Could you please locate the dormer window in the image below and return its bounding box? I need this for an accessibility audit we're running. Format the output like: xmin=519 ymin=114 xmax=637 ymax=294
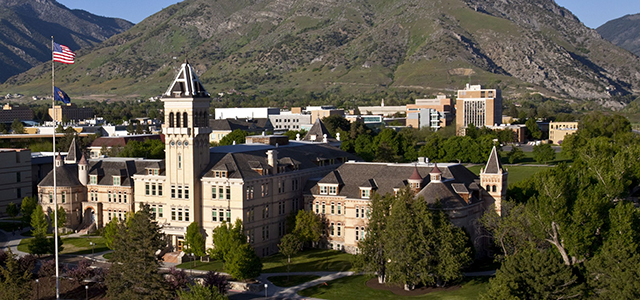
xmin=148 ymin=169 xmax=159 ymax=176
xmin=214 ymin=171 xmax=227 ymax=178
xmin=113 ymin=176 xmax=121 ymax=186
xmin=328 ymin=185 xmax=338 ymax=195
xmin=90 ymin=175 xmax=97 ymax=185
xmin=360 ymin=188 xmax=371 ymax=199
xmin=320 ymin=185 xmax=328 ymax=195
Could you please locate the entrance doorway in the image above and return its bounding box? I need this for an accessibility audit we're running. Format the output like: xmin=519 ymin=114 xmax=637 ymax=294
xmin=177 ymin=239 xmax=184 ymax=252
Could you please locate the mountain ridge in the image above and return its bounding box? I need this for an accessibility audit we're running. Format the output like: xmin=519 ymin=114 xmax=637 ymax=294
xmin=0 ymin=0 xmax=133 ymax=82
xmin=597 ymin=13 xmax=640 ymax=57
xmin=3 ymin=0 xmax=640 ymax=101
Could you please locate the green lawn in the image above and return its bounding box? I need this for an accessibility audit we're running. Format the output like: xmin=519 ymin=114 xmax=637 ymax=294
xmin=467 ymin=165 xmax=551 ymax=186
xmin=298 ymin=275 xmax=490 ymax=300
xmin=268 ymin=275 xmax=321 ymax=287
xmin=176 ymin=260 xmax=224 ymax=271
xmin=17 ymin=236 xmax=108 ymax=255
xmin=262 ymin=249 xmax=353 ymax=273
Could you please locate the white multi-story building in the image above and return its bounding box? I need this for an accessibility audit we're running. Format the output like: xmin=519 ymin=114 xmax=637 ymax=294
xmin=214 ymin=107 xmax=280 ymax=120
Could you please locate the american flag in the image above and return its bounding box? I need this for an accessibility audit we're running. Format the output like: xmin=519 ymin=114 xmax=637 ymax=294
xmin=53 ymin=42 xmax=75 ymax=64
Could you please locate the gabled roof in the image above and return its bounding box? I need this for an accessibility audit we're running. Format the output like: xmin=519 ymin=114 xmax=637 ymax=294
xmin=483 ymin=146 xmax=504 ymax=174
xmin=302 ymin=119 xmax=337 ymax=142
xmin=319 ymin=170 xmax=343 ymax=185
xmin=90 ymin=158 xmax=164 ymax=186
xmin=164 ymin=61 xmax=209 ymax=98
xmin=416 ymin=181 xmax=468 ymax=208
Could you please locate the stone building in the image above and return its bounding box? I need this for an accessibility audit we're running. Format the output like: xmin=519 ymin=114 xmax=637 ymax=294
xmin=455 ymin=84 xmax=502 ymax=135
xmin=304 ymin=146 xmax=506 ymax=254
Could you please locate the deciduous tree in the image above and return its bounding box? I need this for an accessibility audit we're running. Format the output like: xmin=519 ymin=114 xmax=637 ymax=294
xmin=293 ymin=210 xmax=322 ymax=245
xmin=226 ymin=243 xmax=262 ymax=280
xmin=184 ymin=222 xmax=206 ymax=257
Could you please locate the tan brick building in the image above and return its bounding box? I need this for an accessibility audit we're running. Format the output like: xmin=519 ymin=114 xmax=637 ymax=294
xmin=549 ymin=121 xmax=578 ymax=144
xmin=455 ymin=84 xmax=502 ymax=135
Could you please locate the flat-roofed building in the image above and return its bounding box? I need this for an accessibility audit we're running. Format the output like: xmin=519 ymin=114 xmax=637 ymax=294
xmin=0 ymin=149 xmax=32 ymax=216
xmin=0 ymin=104 xmax=33 ymax=123
xmin=549 ymin=121 xmax=578 ymax=144
xmin=455 ymin=84 xmax=502 ymax=135
xmin=48 ymin=103 xmax=94 ymax=122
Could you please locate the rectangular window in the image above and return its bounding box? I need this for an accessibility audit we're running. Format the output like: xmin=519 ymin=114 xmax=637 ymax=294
xmin=356 ymin=206 xmax=360 ymax=218
xmin=361 ymin=189 xmax=370 ymax=199
xmin=171 ymin=208 xmax=176 ymax=221
xmin=265 ymin=204 xmax=269 ymax=218
xmin=158 ymin=183 xmax=163 ymax=196
xmin=212 ymin=187 xmax=217 ymax=199
xmin=329 ymin=186 xmax=337 ymax=195
xmin=184 ymin=186 xmax=189 ymax=199
xmin=171 ymin=186 xmax=176 ymax=198
xmin=151 ymin=206 xmax=157 ymax=219
xmin=219 ymin=210 xmax=224 ymax=222
xmin=212 ymin=208 xmax=217 ymax=221
xmin=177 ymin=186 xmax=183 ymax=199
xmin=185 ymin=208 xmax=190 ymax=222
xmin=315 ymin=202 xmax=319 ymax=214
xmin=355 ymin=227 xmax=360 ymax=241
xmin=151 ymin=184 xmax=156 ymax=196
xmin=61 ymin=192 xmax=66 ymax=203
xmin=90 ymin=175 xmax=97 ymax=185
xmin=108 ymin=211 xmax=112 ymax=220
xmin=226 ymin=209 xmax=231 ymax=222
xmin=219 ymin=186 xmax=224 ymax=199
xmin=330 ymin=222 xmax=335 ymax=236
xmin=266 ymin=225 xmax=269 ymax=239
xmin=118 ymin=192 xmax=122 ymax=203
xmin=331 ymin=203 xmax=335 ymax=215
xmin=178 ymin=208 xmax=183 ymax=221
xmin=322 ymin=202 xmax=325 ymax=214
xmin=337 ymin=224 xmax=341 ymax=237
xmin=337 ymin=203 xmax=341 ymax=215
xmin=124 ymin=193 xmax=127 ymax=203
xmin=113 ymin=176 xmax=120 ymax=186
xmin=108 ymin=192 xmax=111 ymax=202
xmin=145 ymin=183 xmax=150 ymax=195
xmin=320 ymin=186 xmax=328 ymax=195
xmin=49 ymin=192 xmax=53 ymax=203
xmin=226 ymin=187 xmax=231 ymax=200
xmin=158 ymin=206 xmax=163 ymax=218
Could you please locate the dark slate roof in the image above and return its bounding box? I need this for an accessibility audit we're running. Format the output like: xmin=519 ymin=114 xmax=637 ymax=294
xmin=484 ymin=146 xmax=503 ymax=174
xmin=302 ymin=119 xmax=337 ymax=142
xmin=38 ymin=164 xmax=82 ymax=187
xmin=164 ymin=61 xmax=209 ymax=98
xmin=209 ymin=118 xmax=273 ymax=132
xmin=89 ymin=158 xmax=165 ymax=186
xmin=308 ymin=162 xmax=481 ymax=209
xmin=202 ymin=143 xmax=360 ymax=180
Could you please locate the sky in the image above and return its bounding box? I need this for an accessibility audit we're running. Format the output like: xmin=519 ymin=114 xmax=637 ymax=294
xmin=57 ymin=0 xmax=640 ymax=29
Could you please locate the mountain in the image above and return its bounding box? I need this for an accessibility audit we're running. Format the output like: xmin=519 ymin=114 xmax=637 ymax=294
xmin=0 ymin=0 xmax=133 ymax=82
xmin=597 ymin=13 xmax=640 ymax=57
xmin=3 ymin=0 xmax=640 ymax=100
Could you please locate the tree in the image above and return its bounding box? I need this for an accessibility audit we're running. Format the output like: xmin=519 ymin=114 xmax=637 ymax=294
xmin=5 ymin=202 xmax=18 ymax=218
xmin=219 ymin=129 xmax=249 ymax=146
xmin=209 ymin=219 xmax=245 ymax=265
xmin=30 ymin=205 xmax=48 ymax=237
xmin=66 ymin=259 xmax=94 ymax=284
xmin=165 ymin=267 xmax=189 ymax=291
xmin=226 ymin=243 xmax=262 ymax=280
xmin=507 ymin=147 xmax=525 ymax=164
xmin=355 ymin=192 xmax=391 ymax=284
xmin=184 ymin=222 xmax=206 ymax=257
xmin=177 ymin=283 xmax=228 ymax=300
xmin=293 ymin=210 xmax=322 ymax=245
xmin=126 ymin=122 xmax=135 ymax=135
xmin=10 ymin=119 xmax=23 ymax=134
xmin=322 ymin=115 xmax=351 ymax=137
xmin=278 ymin=233 xmax=301 ymax=275
xmin=55 ymin=206 xmax=66 ymax=228
xmin=0 ymin=249 xmax=33 ymax=300
xmin=21 ymin=196 xmax=38 ymax=225
xmin=106 ymin=204 xmax=169 ymax=299
xmin=481 ymin=249 xmax=583 ymax=300
xmin=103 ymin=217 xmax=119 ymax=250
xmin=0 ymin=123 xmax=7 ymax=134
xmin=532 ymin=143 xmax=555 ymax=164
xmin=203 ymin=271 xmax=229 ymax=295
xmin=525 ymin=118 xmax=542 ymax=140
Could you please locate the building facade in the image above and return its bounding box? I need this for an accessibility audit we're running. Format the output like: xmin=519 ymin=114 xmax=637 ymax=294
xmin=0 ymin=149 xmax=32 ymax=216
xmin=455 ymin=84 xmax=502 ymax=135
xmin=48 ymin=103 xmax=94 ymax=122
xmin=0 ymin=104 xmax=33 ymax=123
xmin=406 ymin=95 xmax=453 ymax=129
xmin=549 ymin=121 xmax=578 ymax=144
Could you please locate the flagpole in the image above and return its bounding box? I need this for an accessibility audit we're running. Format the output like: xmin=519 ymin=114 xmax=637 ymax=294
xmin=51 ymin=36 xmax=60 ymax=300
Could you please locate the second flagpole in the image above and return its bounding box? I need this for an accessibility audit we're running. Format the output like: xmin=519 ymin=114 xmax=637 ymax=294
xmin=51 ymin=36 xmax=60 ymax=300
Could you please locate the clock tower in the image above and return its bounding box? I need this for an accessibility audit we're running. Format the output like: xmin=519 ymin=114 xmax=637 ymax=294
xmin=162 ymin=61 xmax=211 ymax=225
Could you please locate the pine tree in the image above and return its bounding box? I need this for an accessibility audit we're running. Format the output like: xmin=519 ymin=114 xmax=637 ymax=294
xmin=355 ymin=192 xmax=391 ymax=284
xmin=30 ymin=205 xmax=48 ymax=237
xmin=103 ymin=217 xmax=119 ymax=250
xmin=0 ymin=249 xmax=32 ymax=300
xmin=106 ymin=205 xmax=169 ymax=299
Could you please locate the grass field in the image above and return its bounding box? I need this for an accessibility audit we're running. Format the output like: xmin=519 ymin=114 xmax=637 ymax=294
xmin=176 ymin=260 xmax=224 ymax=271
xmin=298 ymin=275 xmax=490 ymax=300
xmin=17 ymin=236 xmax=108 ymax=255
xmin=268 ymin=275 xmax=321 ymax=287
xmin=466 ymin=165 xmax=551 ymax=186
xmin=262 ymin=249 xmax=353 ymax=273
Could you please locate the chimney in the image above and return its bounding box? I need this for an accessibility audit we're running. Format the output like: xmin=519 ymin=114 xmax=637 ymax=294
xmin=267 ymin=149 xmax=278 ymax=174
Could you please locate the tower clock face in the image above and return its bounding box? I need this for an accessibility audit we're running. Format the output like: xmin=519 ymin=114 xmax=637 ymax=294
xmin=184 ymin=141 xmax=189 ymax=146
xmin=177 ymin=141 xmax=182 ymax=146
xmin=170 ymin=141 xmax=175 ymax=146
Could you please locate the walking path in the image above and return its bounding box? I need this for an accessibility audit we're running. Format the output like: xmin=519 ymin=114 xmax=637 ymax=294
xmin=256 ymin=271 xmax=355 ymax=299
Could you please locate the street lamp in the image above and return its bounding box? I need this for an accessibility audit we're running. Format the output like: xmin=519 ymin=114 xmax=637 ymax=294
xmin=190 ymin=253 xmax=194 ymax=277
xmin=89 ymin=242 xmax=94 ymax=260
xmin=264 ymin=283 xmax=268 ymax=298
xmin=35 ymin=278 xmax=39 ymax=299
xmin=85 ymin=285 xmax=89 ymax=300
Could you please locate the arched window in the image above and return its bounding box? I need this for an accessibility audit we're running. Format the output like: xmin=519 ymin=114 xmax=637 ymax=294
xmin=169 ymin=113 xmax=174 ymax=128
xmin=355 ymin=227 xmax=360 ymax=241
xmin=492 ymin=185 xmax=497 ymax=192
xmin=175 ymin=113 xmax=181 ymax=128
xmin=337 ymin=223 xmax=341 ymax=237
xmin=183 ymin=112 xmax=188 ymax=127
xmin=486 ymin=185 xmax=490 ymax=191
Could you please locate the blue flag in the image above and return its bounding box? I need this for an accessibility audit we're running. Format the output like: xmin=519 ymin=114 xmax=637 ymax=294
xmin=54 ymin=87 xmax=70 ymax=104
